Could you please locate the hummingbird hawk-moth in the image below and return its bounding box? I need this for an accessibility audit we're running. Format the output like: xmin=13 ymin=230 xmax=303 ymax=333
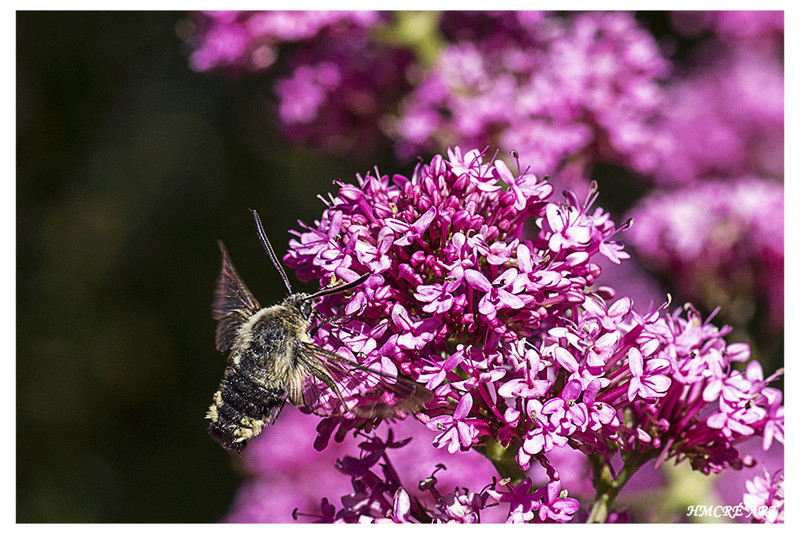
xmin=207 ymin=210 xmax=432 ymax=452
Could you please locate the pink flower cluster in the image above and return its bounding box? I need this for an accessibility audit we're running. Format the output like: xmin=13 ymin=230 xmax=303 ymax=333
xmin=670 ymin=10 xmax=784 ymax=40
xmin=274 ymin=34 xmax=413 ymax=156
xmin=394 ymin=12 xmax=670 ymax=177
xmin=620 ymin=11 xmax=784 ymax=344
xmin=299 ymin=430 xmax=578 ymax=523
xmin=224 ymin=406 xmax=504 ymax=523
xmin=184 ymin=11 xmax=380 ymax=74
xmin=182 ymin=11 xmax=785 ymax=522
xmin=653 ymin=44 xmax=784 ymax=184
xmin=278 ymin=148 xmax=783 ymax=522
xmin=742 ymin=467 xmax=784 ymax=523
xmin=627 ymin=176 xmax=784 ymax=330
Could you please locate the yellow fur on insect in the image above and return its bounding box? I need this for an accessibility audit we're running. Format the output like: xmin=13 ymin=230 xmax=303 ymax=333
xmin=205 ymin=390 xmax=223 ymax=422
xmin=233 ymin=415 xmax=266 ymax=442
xmin=228 ymin=309 xmax=265 ymax=365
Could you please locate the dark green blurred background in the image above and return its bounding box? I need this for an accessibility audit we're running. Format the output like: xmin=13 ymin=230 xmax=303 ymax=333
xmin=16 ymin=11 xmax=378 ymax=522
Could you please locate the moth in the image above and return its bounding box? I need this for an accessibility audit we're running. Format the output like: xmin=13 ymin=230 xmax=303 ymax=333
xmin=207 ymin=210 xmax=432 ymax=453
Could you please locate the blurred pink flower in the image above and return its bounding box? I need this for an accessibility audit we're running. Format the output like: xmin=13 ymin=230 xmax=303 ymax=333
xmin=394 ymin=12 xmax=670 ymax=177
xmin=274 ymin=34 xmax=413 ymax=155
xmin=627 ymin=176 xmax=784 ymax=330
xmin=670 ymin=11 xmax=783 ymax=40
xmin=184 ymin=11 xmax=380 ymax=74
xmin=654 ymin=44 xmax=784 ymax=184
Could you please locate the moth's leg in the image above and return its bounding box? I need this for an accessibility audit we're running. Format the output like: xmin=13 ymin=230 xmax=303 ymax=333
xmin=269 ymin=398 xmax=286 ymax=425
xmin=308 ymin=312 xmax=354 ymax=338
xmin=263 ymin=394 xmax=288 ymax=425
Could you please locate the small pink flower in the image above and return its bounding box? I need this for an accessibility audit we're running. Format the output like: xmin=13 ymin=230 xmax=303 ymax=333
xmin=626 ymin=348 xmax=671 ymax=401
xmin=426 ymin=393 xmax=479 ymax=453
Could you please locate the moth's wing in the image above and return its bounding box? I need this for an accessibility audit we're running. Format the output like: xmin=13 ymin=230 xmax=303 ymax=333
xmin=213 ymin=241 xmax=262 ymax=353
xmin=298 ymin=342 xmax=433 ymax=419
xmin=294 ymin=355 xmax=345 ymax=417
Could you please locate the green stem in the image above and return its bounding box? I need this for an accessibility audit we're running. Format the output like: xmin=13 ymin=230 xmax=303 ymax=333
xmin=475 ymin=439 xmax=526 ymax=485
xmin=586 ymin=450 xmax=657 ymax=523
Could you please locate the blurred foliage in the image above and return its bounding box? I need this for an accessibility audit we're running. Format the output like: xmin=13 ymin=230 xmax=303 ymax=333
xmin=373 ymin=11 xmax=445 ymax=68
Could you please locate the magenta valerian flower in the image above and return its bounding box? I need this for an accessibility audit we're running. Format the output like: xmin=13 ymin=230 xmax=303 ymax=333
xmin=278 ymin=146 xmax=782 ymax=522
xmin=181 ymin=11 xmax=381 ymax=74
xmin=627 ymin=176 xmax=784 ymax=331
xmin=305 ymin=431 xmax=581 ymax=523
xmin=393 ymin=12 xmax=670 ymax=178
xmin=226 ymin=406 xmax=504 ymax=523
xmin=531 ymin=479 xmax=581 ymax=522
xmin=297 ymin=430 xmax=502 ymax=523
xmin=425 ymin=392 xmax=481 ymax=453
xmin=670 ymin=11 xmax=784 ymax=40
xmin=653 ymin=42 xmax=783 ymax=184
xmin=488 ymin=477 xmax=537 ymax=523
xmin=485 ymin=477 xmax=579 ymax=523
xmin=282 ymin=147 xmax=628 ymax=521
xmin=625 ymin=348 xmax=671 ymax=402
xmin=742 ymin=467 xmax=784 ymax=523
xmin=274 ymin=33 xmax=414 ymax=155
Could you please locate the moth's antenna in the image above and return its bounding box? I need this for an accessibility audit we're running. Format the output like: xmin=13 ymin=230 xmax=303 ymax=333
xmin=251 ymin=209 xmax=293 ymax=294
xmin=305 ymin=273 xmax=369 ymax=301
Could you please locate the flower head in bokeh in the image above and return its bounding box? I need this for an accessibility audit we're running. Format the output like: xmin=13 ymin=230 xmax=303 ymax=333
xmin=394 ymin=12 xmax=670 ymax=178
xmin=627 ymin=176 xmax=784 ymax=331
xmin=183 ymin=11 xmax=380 ymax=74
xmin=274 ymin=33 xmax=413 ymax=156
xmin=653 ymin=44 xmax=783 ymax=184
xmin=670 ymin=10 xmax=784 ymax=40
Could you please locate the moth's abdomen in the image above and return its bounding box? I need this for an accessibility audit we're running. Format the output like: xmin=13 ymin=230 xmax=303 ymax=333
xmin=206 ymin=361 xmax=285 ymax=453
